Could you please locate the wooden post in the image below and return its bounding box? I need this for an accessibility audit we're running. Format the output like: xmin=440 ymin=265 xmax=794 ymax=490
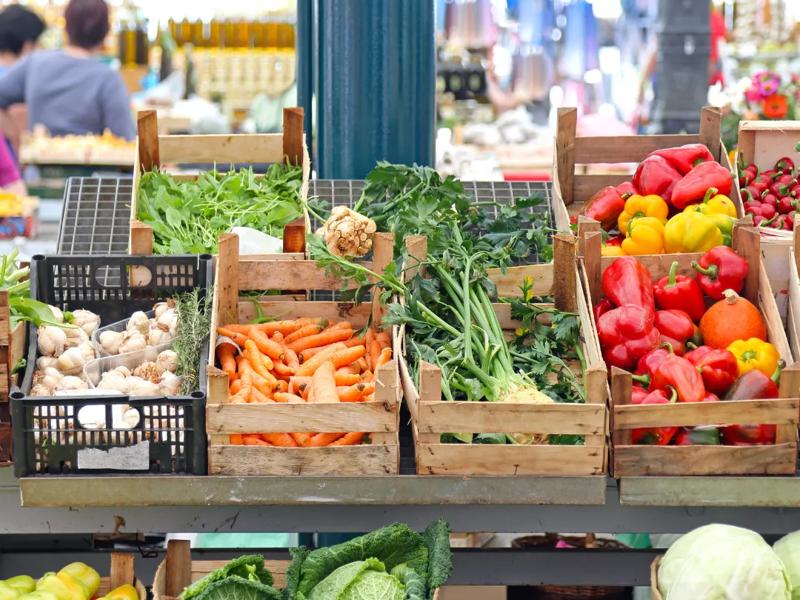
xmin=553 ymin=234 xmax=577 ymax=312
xmin=137 ymin=110 xmax=160 ymax=172
xmin=556 ymin=107 xmax=578 ymax=205
xmin=777 ymin=365 xmax=800 ymax=446
xmin=576 ymin=216 xmax=600 ymax=257
xmin=583 ymin=231 xmax=602 ymax=304
xmin=129 ymin=221 xmax=154 ymax=255
xmin=732 ymin=225 xmax=760 ymax=305
xmin=698 ymin=106 xmax=722 ymax=161
xmin=370 ymin=232 xmax=395 ymax=326
xmin=282 ymin=218 xmax=307 ymax=253
xmin=610 ymin=367 xmax=632 ymax=447
xmin=404 ymin=236 xmax=428 ymax=282
xmin=109 ymin=553 xmax=135 ymax=589
xmin=217 ymin=233 xmax=240 ymax=327
xmin=416 ymin=362 xmax=440 ymax=443
xmin=283 ymin=107 xmax=305 ymax=166
xmin=164 ymin=540 xmax=192 ymax=599
xmin=794 ymin=216 xmax=800 ymax=274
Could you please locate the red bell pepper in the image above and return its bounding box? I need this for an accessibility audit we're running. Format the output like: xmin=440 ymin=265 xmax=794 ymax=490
xmin=651 ymin=355 xmax=706 ymax=403
xmin=702 ymin=391 xmax=720 ymax=402
xmin=605 ymin=233 xmax=624 ymax=247
xmin=593 ymin=298 xmax=614 ymax=323
xmin=775 ymin=156 xmax=795 ymax=174
xmin=721 ymin=366 xmax=782 ymax=445
xmin=585 ymin=186 xmax=629 ymax=231
xmin=653 ymin=309 xmax=702 ymax=356
xmin=739 ymin=162 xmax=758 ymax=187
xmin=690 ymin=246 xmax=748 ymax=300
xmin=634 ymin=345 xmax=674 ymax=388
xmin=602 ymin=257 xmax=655 ymax=312
xmin=597 ymin=304 xmax=661 ymax=370
xmin=684 ymin=345 xmax=738 ymax=396
xmin=775 ymin=213 xmax=795 ymax=231
xmin=630 ymin=386 xmax=678 ymax=445
xmin=649 ymin=144 xmax=714 ymax=175
xmin=673 ymin=426 xmax=721 ymax=445
xmin=653 ymin=261 xmax=706 ymax=322
xmin=632 ymin=155 xmax=682 ymax=204
xmin=670 ymin=161 xmax=733 ymax=210
xmin=776 ymin=194 xmax=797 ymax=214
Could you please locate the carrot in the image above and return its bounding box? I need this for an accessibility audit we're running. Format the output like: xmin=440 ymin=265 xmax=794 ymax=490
xmin=229 ymin=433 xmax=244 ymax=445
xmin=243 ymin=341 xmax=274 ymax=380
xmin=230 ymin=383 xmax=251 ymax=404
xmin=239 ymin=360 xmax=278 ymax=396
xmin=248 ymin=328 xmax=285 ymax=361
xmin=329 ymin=345 xmax=367 ymax=369
xmin=356 ymin=357 xmax=369 ymax=373
xmin=243 ymin=435 xmax=271 ymax=446
xmin=337 ymin=382 xmax=376 ymax=402
xmin=217 ymin=344 xmax=237 ymax=378
xmin=285 ymin=323 xmax=325 ymax=344
xmin=275 ymin=380 xmax=289 ymax=393
xmin=369 ymin=339 xmax=381 ymax=371
xmin=274 ymin=392 xmax=306 ymax=403
xmin=230 ymin=379 xmax=243 ymax=395
xmin=288 ymin=328 xmax=353 ymax=353
xmin=291 ymin=432 xmax=312 ymax=446
xmin=289 ymin=376 xmax=313 ymax=391
xmin=299 ymin=345 xmax=333 ymax=362
xmin=365 ymin=329 xmax=376 ymax=353
xmin=254 ymin=320 xmax=306 ymax=336
xmin=261 ymin=433 xmax=297 ymax=447
xmin=221 ymin=324 xmax=255 ymax=335
xmin=273 ymin=361 xmax=295 ymax=377
xmin=296 ymin=342 xmax=347 ymax=376
xmin=217 ymin=327 xmax=249 ymax=347
xmin=375 ymin=347 xmax=392 ymax=369
xmin=249 ymin=386 xmax=273 ymax=403
xmin=337 ymin=364 xmax=361 ymax=376
xmin=272 ymin=331 xmax=285 ymax=344
xmin=376 ymin=330 xmax=391 ymax=347
xmin=362 ymin=369 xmax=374 ymax=382
xmin=343 ymin=337 xmax=366 ymax=348
xmin=329 ymin=321 xmax=352 ymax=331
xmin=334 ymin=373 xmax=360 ymax=386
xmin=310 ymin=361 xmax=338 ymax=403
xmin=329 ymin=432 xmax=366 ymax=446
xmin=285 ymin=348 xmax=300 ymax=370
xmin=305 ymin=432 xmax=344 ymax=447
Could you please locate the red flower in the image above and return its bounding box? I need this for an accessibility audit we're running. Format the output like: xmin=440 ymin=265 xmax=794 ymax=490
xmin=763 ymin=94 xmax=789 ymax=119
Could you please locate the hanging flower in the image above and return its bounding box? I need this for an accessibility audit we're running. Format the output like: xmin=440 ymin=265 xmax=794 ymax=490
xmin=763 ymin=94 xmax=789 ymax=119
xmin=751 ymin=71 xmax=782 ymax=100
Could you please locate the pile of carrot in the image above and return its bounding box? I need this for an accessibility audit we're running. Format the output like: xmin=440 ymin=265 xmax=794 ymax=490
xmin=215 ymin=318 xmax=392 ymax=448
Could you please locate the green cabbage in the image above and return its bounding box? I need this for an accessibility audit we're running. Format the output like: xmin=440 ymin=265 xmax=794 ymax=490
xmin=774 ymin=531 xmax=800 ymax=599
xmin=180 ymin=556 xmax=280 ymax=600
xmin=307 ymin=558 xmax=405 ymax=600
xmin=658 ymin=524 xmax=791 ymax=600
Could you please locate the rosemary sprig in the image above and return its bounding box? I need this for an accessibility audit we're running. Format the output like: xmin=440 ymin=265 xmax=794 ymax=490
xmin=174 ymin=287 xmax=213 ymax=395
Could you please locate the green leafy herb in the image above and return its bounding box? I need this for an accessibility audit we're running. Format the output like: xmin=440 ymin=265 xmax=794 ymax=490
xmin=137 ymin=164 xmax=303 ymax=254
xmin=174 ymin=287 xmax=212 ymax=395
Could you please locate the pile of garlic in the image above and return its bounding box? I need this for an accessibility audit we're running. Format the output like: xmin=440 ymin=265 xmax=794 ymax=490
xmin=98 ymin=301 xmax=177 ymax=356
xmin=96 ymin=349 xmax=180 ymax=396
xmin=31 ymin=307 xmax=101 ymax=396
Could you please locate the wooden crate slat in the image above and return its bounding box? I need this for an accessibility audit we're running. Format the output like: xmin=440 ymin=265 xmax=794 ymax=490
xmin=157 ymin=133 xmax=284 ymax=165
xmin=573 ymin=174 xmax=632 ymax=203
xmin=238 ymin=300 xmax=373 ymax=326
xmin=486 ymin=264 xmax=553 ymax=298
xmin=614 ymin=444 xmax=797 ymax=476
xmin=614 ymin=398 xmax=799 ymax=429
xmin=573 ymin=134 xmax=698 ymax=164
xmin=417 ymin=401 xmax=605 ymax=435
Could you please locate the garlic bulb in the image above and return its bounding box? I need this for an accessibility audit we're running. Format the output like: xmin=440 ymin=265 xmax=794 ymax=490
xmin=97 ymin=369 xmax=130 ymax=394
xmin=56 ymin=346 xmax=90 ymax=375
xmin=127 ymin=311 xmax=150 ymax=335
xmin=31 ymin=383 xmax=52 ymax=397
xmin=40 ymin=367 xmax=63 ymax=391
xmin=159 ymin=371 xmax=180 ymax=396
xmin=38 ymin=325 xmax=67 ymax=357
xmin=56 ymin=376 xmax=88 ymax=392
xmin=99 ymin=330 xmax=124 ymax=355
xmin=71 ymin=309 xmax=101 ymax=336
xmin=127 ymin=376 xmax=160 ymax=396
xmin=64 ymin=326 xmax=89 ymax=349
xmin=133 ymin=361 xmax=161 ymax=383
xmin=153 ymin=300 xmax=174 ymax=319
xmin=156 ymin=308 xmax=178 ymax=335
xmin=49 ymin=305 xmax=64 ymax=323
xmin=156 ymin=350 xmax=178 ymax=374
xmin=36 ymin=356 xmax=59 ymax=371
xmin=148 ymin=324 xmax=172 ymax=346
xmin=118 ymin=332 xmax=146 ymax=354
xmin=113 ymin=365 xmax=132 ymax=378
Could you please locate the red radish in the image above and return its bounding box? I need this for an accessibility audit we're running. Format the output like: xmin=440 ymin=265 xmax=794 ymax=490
xmin=775 ymin=157 xmax=795 ymax=174
xmin=777 ymin=195 xmax=797 ymax=214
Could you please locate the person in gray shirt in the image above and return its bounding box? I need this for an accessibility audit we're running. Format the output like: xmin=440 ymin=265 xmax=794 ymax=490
xmin=0 ymin=0 xmax=135 ymax=140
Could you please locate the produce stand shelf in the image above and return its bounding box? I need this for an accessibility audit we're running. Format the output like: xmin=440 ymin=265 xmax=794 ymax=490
xmin=619 ymin=476 xmax=800 ymax=507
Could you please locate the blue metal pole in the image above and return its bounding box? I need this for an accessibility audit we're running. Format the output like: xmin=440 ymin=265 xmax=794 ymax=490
xmin=316 ymin=0 xmax=435 ymax=179
xmin=296 ymin=0 xmax=314 ymax=142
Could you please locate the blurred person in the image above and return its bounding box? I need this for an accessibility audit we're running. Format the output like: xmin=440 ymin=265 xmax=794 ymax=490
xmin=0 ymin=0 xmax=134 ymax=139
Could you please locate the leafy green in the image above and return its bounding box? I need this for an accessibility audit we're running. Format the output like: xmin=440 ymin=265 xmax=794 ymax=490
xmin=182 ymin=555 xmax=274 ymax=600
xmin=286 ymin=521 xmax=452 ymax=600
xmin=307 ymin=558 xmax=405 ymax=600
xmin=188 ymin=576 xmax=283 ymax=600
xmin=174 ymin=287 xmax=213 ymax=395
xmin=137 ymin=164 xmax=303 ymax=254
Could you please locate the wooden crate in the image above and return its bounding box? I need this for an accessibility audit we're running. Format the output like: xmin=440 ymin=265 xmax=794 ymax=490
xmin=0 ymin=289 xmax=26 ymax=399
xmin=94 ymin=553 xmax=147 ymax=600
xmin=401 ymin=233 xmax=610 ymax=476
xmin=129 ymin=107 xmax=310 ymax=255
xmin=737 ymin=120 xmax=800 ymax=320
xmin=553 ymin=106 xmax=739 ymax=236
xmin=581 ymin=226 xmax=800 ymax=477
xmin=205 ymin=232 xmax=401 ymax=476
xmin=153 ymin=539 xmax=441 ymax=600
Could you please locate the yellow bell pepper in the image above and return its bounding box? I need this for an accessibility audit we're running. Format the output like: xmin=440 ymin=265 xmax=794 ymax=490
xmin=727 ymin=338 xmax=780 ymax=377
xmin=5 ymin=577 xmax=35 ymax=595
xmin=601 ymin=245 xmax=625 ymax=257
xmin=35 ymin=573 xmax=84 ymax=600
xmin=57 ymin=564 xmax=98 ymax=599
xmin=663 ymin=211 xmax=724 ymax=253
xmin=684 ymin=187 xmax=738 ymax=218
xmin=620 ymin=217 xmax=665 ymax=255
xmin=18 ymin=593 xmax=59 ymax=600
xmin=96 ymin=585 xmax=139 ymax=600
xmin=617 ymin=194 xmax=669 ymax=235
xmin=0 ymin=582 xmax=19 ymax=600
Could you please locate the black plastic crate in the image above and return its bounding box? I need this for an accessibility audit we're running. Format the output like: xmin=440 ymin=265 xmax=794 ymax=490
xmin=12 ymin=254 xmax=213 ymax=477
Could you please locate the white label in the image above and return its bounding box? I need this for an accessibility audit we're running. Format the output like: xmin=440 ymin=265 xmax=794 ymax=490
xmin=77 ymin=440 xmax=150 ymax=470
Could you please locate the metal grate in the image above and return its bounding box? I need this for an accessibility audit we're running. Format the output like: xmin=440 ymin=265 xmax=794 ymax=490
xmin=57 ymin=177 xmax=133 ymax=255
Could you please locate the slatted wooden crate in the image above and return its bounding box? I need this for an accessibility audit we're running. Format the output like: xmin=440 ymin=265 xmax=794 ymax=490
xmin=205 ymin=232 xmax=401 ymax=476
xmin=788 ymin=226 xmax=800 ymax=362
xmin=552 ymin=106 xmax=740 ymax=240
xmin=581 ymin=226 xmax=800 ymax=476
xmin=0 ymin=290 xmax=26 ymax=399
xmin=153 ymin=540 xmax=440 ymax=600
xmin=128 ymin=107 xmax=310 ymax=255
xmin=401 ymin=233 xmax=609 ymax=476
